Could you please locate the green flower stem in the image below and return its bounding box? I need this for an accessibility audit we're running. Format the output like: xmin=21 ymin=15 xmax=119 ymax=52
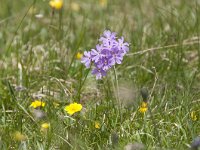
xmin=113 ymin=66 xmax=122 ymax=123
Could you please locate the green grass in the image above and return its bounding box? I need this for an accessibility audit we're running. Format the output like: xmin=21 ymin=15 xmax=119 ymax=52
xmin=0 ymin=0 xmax=200 ymax=149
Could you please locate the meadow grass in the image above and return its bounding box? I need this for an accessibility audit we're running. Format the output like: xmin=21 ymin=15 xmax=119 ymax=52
xmin=0 ymin=0 xmax=200 ymax=149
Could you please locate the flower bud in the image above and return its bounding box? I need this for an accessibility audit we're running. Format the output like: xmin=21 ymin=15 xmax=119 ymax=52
xmin=140 ymin=88 xmax=148 ymax=102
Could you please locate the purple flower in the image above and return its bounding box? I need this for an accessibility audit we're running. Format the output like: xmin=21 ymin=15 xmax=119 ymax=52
xmin=104 ymin=40 xmax=118 ymax=50
xmin=99 ymin=30 xmax=117 ymax=47
xmin=81 ymin=51 xmax=92 ymax=68
xmin=100 ymin=30 xmax=117 ymax=41
xmin=101 ymin=48 xmax=111 ymax=57
xmin=92 ymin=67 xmax=107 ymax=79
xmin=81 ymin=30 xmax=129 ymax=80
xmin=117 ymin=37 xmax=129 ymax=54
xmin=91 ymin=44 xmax=104 ymax=63
xmin=110 ymin=48 xmax=124 ymax=64
xmin=96 ymin=56 xmax=114 ymax=71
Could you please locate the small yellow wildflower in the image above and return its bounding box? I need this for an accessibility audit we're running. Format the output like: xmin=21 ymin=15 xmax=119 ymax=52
xmin=71 ymin=2 xmax=80 ymax=12
xmin=139 ymin=107 xmax=148 ymax=113
xmin=99 ymin=0 xmax=107 ymax=8
xmin=76 ymin=52 xmax=83 ymax=60
xmin=95 ymin=121 xmax=100 ymax=129
xmin=13 ymin=131 xmax=27 ymax=141
xmin=41 ymin=123 xmax=50 ymax=129
xmin=64 ymin=102 xmax=82 ymax=115
xmin=139 ymin=102 xmax=148 ymax=113
xmin=191 ymin=111 xmax=198 ymax=121
xmin=30 ymin=100 xmax=45 ymax=108
xmin=41 ymin=123 xmax=50 ymax=133
xmin=49 ymin=0 xmax=63 ymax=10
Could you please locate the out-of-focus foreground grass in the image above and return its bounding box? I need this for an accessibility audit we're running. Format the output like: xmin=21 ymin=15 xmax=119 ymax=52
xmin=0 ymin=0 xmax=200 ymax=149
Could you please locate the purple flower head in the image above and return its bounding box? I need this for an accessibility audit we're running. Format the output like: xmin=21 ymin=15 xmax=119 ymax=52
xmin=81 ymin=30 xmax=129 ymax=80
xmin=99 ymin=30 xmax=117 ymax=47
xmin=110 ymin=48 xmax=124 ymax=64
xmin=101 ymin=30 xmax=117 ymax=41
xmin=81 ymin=51 xmax=92 ymax=68
xmin=103 ymin=39 xmax=118 ymax=50
xmin=101 ymin=48 xmax=112 ymax=57
xmin=91 ymin=44 xmax=104 ymax=63
xmin=92 ymin=67 xmax=107 ymax=80
xmin=96 ymin=56 xmax=114 ymax=71
xmin=117 ymin=37 xmax=129 ymax=54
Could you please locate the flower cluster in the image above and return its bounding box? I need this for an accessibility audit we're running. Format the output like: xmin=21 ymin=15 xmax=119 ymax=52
xmin=81 ymin=30 xmax=129 ymax=79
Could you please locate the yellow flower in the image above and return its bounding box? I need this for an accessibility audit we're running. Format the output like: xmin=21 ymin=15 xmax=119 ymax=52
xmin=76 ymin=52 xmax=83 ymax=60
xmin=139 ymin=102 xmax=148 ymax=113
xmin=139 ymin=107 xmax=148 ymax=113
xmin=30 ymin=100 xmax=45 ymax=108
xmin=41 ymin=123 xmax=50 ymax=129
xmin=49 ymin=0 xmax=63 ymax=10
xmin=71 ymin=2 xmax=80 ymax=12
xmin=13 ymin=131 xmax=27 ymax=141
xmin=99 ymin=0 xmax=107 ymax=8
xmin=64 ymin=102 xmax=82 ymax=115
xmin=95 ymin=121 xmax=100 ymax=129
xmin=41 ymin=123 xmax=50 ymax=133
xmin=191 ymin=111 xmax=198 ymax=121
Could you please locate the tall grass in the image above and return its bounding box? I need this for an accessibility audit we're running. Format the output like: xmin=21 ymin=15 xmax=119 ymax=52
xmin=0 ymin=0 xmax=199 ymax=149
